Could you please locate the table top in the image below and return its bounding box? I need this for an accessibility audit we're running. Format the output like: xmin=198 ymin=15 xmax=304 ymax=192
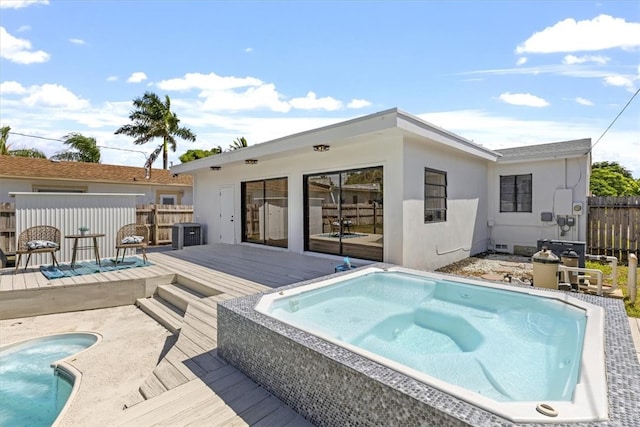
xmin=65 ymin=233 xmax=106 ymax=239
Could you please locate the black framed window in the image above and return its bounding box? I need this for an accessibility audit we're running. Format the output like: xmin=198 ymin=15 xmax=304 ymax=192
xmin=241 ymin=177 xmax=288 ymax=247
xmin=424 ymin=168 xmax=447 ymax=223
xmin=500 ymin=174 xmax=532 ymax=212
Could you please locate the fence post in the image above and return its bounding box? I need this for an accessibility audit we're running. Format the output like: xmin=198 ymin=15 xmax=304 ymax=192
xmin=152 ymin=204 xmax=158 ymax=246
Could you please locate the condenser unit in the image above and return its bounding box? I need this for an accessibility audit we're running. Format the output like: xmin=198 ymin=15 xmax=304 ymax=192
xmin=172 ymin=223 xmax=203 ymax=250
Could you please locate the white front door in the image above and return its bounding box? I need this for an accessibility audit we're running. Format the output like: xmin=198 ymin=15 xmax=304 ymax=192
xmin=219 ymin=185 xmax=235 ymax=244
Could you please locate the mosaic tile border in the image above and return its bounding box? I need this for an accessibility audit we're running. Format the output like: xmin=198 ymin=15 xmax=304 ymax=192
xmin=218 ymin=264 xmax=640 ymax=427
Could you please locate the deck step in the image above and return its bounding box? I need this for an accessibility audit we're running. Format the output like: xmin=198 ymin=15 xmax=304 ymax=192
xmin=136 ymin=297 xmax=184 ymax=334
xmin=138 ymin=372 xmax=168 ymax=400
xmin=157 ymin=283 xmax=206 ymax=312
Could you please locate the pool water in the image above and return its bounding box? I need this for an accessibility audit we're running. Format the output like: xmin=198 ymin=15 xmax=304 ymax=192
xmin=0 ymin=333 xmax=98 ymax=427
xmin=262 ymin=271 xmax=587 ymax=403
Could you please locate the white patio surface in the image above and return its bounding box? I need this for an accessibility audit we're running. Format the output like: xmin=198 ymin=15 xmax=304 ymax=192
xmin=1 ymin=243 xmax=638 ymax=426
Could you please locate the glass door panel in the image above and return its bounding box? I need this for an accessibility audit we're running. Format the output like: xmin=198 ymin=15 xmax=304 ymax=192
xmin=306 ymin=173 xmax=340 ymax=256
xmin=265 ymin=178 xmax=288 ymax=248
xmin=243 ymin=181 xmax=263 ymax=244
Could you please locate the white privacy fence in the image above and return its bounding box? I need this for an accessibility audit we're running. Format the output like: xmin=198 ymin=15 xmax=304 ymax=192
xmin=10 ymin=192 xmax=143 ymax=266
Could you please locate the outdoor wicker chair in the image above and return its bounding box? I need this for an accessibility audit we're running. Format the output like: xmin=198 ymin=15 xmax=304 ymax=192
xmin=115 ymin=223 xmax=149 ymax=265
xmin=14 ymin=225 xmax=61 ymax=273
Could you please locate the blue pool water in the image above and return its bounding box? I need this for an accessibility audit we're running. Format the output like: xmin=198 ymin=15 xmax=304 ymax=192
xmin=263 ymin=271 xmax=587 ymax=403
xmin=0 ymin=333 xmax=98 ymax=427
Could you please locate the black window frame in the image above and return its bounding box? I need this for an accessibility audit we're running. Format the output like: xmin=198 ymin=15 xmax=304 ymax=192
xmin=241 ymin=177 xmax=288 ymax=247
xmin=424 ymin=168 xmax=447 ymax=223
xmin=499 ymin=174 xmax=532 ymax=213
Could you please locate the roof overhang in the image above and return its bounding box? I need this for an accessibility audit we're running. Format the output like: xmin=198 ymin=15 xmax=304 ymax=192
xmin=171 ymin=108 xmax=501 ymax=174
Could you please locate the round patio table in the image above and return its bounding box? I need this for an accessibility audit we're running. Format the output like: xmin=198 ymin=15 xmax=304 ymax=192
xmin=65 ymin=233 xmax=105 ymax=268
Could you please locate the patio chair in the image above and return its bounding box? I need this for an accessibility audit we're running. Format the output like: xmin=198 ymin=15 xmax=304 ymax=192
xmin=115 ymin=223 xmax=149 ymax=265
xmin=15 ymin=225 xmax=61 ymax=273
xmin=326 ymin=217 xmax=341 ymax=236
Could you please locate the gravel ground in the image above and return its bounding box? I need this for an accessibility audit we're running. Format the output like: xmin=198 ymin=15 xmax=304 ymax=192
xmin=435 ymin=252 xmax=534 ymax=284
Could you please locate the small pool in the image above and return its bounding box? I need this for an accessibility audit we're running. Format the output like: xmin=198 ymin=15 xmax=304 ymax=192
xmin=252 ymin=266 xmax=607 ymax=423
xmin=0 ymin=333 xmax=100 ymax=427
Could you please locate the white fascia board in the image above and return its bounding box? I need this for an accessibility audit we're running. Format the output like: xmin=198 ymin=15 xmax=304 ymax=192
xmin=496 ymin=152 xmax=589 ymax=164
xmin=172 ymin=109 xmax=401 ymax=174
xmin=9 ymin=192 xmax=146 ymax=197
xmin=396 ymin=110 xmax=500 ymax=162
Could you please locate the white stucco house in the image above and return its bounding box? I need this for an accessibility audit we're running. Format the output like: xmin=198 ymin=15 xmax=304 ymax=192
xmin=172 ymin=108 xmax=591 ymax=271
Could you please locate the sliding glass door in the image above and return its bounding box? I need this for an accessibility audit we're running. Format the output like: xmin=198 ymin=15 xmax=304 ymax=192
xmin=242 ymin=177 xmax=288 ymax=248
xmin=304 ymin=166 xmax=383 ymax=261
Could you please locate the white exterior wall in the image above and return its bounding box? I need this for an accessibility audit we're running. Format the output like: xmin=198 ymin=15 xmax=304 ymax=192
xmin=0 ymin=178 xmax=192 ymax=204
xmin=192 ymin=134 xmax=404 ymax=262
xmin=488 ymin=155 xmax=590 ymax=253
xmin=12 ymin=192 xmax=139 ymax=265
xmin=401 ymin=139 xmax=490 ymax=271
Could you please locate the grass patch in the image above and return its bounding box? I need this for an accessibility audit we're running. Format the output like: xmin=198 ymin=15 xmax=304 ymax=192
xmin=586 ymin=260 xmax=640 ymax=318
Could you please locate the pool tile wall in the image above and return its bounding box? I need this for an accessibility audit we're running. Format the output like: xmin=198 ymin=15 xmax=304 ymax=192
xmin=218 ymin=266 xmax=640 ymax=427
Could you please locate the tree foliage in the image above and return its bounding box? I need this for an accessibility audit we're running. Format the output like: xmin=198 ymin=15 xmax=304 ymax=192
xmin=8 ymin=148 xmax=47 ymax=158
xmin=50 ymin=133 xmax=101 ymax=163
xmin=0 ymin=126 xmax=10 ymax=155
xmin=115 ymin=91 xmax=196 ymax=169
xmin=229 ymin=136 xmax=248 ymax=150
xmin=590 ymin=161 xmax=640 ymax=196
xmin=179 ymin=146 xmax=223 ymax=163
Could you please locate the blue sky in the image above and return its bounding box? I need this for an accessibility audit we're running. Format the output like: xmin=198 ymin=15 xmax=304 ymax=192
xmin=1 ymin=0 xmax=639 ymax=176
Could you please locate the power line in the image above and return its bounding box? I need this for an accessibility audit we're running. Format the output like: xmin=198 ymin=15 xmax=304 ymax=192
xmin=7 ymin=131 xmax=149 ymax=158
xmin=589 ymin=87 xmax=640 ymax=153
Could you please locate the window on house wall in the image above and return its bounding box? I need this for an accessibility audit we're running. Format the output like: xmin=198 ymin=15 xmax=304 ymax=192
xmin=32 ymin=185 xmax=86 ymax=193
xmin=157 ymin=192 xmax=180 ymax=205
xmin=424 ymin=168 xmax=447 ymax=223
xmin=500 ymin=174 xmax=532 ymax=212
xmin=241 ymin=177 xmax=288 ymax=248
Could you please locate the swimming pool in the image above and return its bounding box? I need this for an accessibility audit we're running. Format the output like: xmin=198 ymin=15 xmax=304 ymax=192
xmin=0 ymin=332 xmax=100 ymax=427
xmin=223 ymin=266 xmax=608 ymax=424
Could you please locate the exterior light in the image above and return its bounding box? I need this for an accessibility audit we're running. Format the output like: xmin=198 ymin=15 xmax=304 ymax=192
xmin=313 ymin=144 xmax=330 ymax=152
xmin=245 ymin=159 xmax=258 ymax=165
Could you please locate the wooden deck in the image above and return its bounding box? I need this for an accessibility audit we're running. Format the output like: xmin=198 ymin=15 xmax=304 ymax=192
xmin=1 ymin=244 xmax=348 ymax=426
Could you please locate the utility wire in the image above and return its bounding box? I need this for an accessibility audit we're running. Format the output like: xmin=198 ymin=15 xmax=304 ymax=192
xmin=588 ymin=87 xmax=640 ymax=153
xmin=7 ymin=131 xmax=148 ymax=158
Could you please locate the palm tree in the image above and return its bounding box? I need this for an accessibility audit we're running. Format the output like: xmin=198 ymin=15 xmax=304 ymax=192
xmin=115 ymin=92 xmax=196 ymax=169
xmin=9 ymin=148 xmax=47 ymax=158
xmin=229 ymin=136 xmax=248 ymax=151
xmin=0 ymin=126 xmax=10 ymax=155
xmin=51 ymin=133 xmax=101 ymax=163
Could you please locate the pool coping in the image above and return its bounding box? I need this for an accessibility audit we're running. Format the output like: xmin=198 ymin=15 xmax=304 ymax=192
xmin=218 ymin=262 xmax=640 ymax=427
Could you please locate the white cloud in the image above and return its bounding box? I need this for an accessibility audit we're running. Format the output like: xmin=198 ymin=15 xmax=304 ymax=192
xmin=17 ymin=25 xmax=30 ymax=32
xmin=245 ymin=47 xmax=253 ymax=53
xmin=127 ymin=72 xmax=148 ymax=83
xmin=0 ymin=27 xmax=50 ymax=64
xmin=200 ymin=83 xmax=291 ymax=113
xmin=575 ymin=97 xmax=594 ymax=106
xmin=69 ymin=38 xmax=86 ymax=45
xmin=157 ymin=72 xmax=263 ymax=91
xmin=106 ymin=75 xmax=118 ymax=82
xmin=516 ymin=57 xmax=527 ymax=66
xmin=0 ymin=81 xmax=27 ymax=95
xmin=289 ymin=92 xmax=342 ymax=111
xmin=563 ymin=54 xmax=609 ymax=65
xmin=22 ymin=84 xmax=89 ymax=109
xmin=516 ymin=15 xmax=640 ymax=54
xmin=0 ymin=0 xmax=49 ymax=9
xmin=347 ymin=99 xmax=372 ymax=109
xmin=498 ymin=92 xmax=550 ymax=107
xmin=603 ymin=74 xmax=636 ymax=90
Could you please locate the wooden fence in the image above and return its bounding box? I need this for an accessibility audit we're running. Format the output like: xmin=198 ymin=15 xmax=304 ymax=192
xmin=587 ymin=196 xmax=640 ymax=263
xmin=136 ymin=204 xmax=194 ymax=245
xmin=0 ymin=203 xmax=194 ymax=257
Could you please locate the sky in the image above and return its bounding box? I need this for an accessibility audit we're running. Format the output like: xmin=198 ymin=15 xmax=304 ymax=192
xmin=1 ymin=0 xmax=639 ymax=176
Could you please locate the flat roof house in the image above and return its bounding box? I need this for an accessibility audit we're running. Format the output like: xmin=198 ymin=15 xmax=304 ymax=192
xmin=172 ymin=108 xmax=590 ymax=271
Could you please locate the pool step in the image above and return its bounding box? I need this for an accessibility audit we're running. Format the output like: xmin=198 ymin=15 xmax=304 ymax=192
xmin=136 ymin=296 xmax=184 ymax=334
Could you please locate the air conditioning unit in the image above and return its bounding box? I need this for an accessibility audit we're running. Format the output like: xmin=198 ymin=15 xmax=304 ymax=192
xmin=172 ymin=223 xmax=203 ymax=250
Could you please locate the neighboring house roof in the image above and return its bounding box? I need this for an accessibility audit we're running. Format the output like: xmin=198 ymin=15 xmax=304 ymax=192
xmin=495 ymin=139 xmax=591 ymax=163
xmin=172 ymin=108 xmax=502 ymax=174
xmin=0 ymin=156 xmax=192 ymax=187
